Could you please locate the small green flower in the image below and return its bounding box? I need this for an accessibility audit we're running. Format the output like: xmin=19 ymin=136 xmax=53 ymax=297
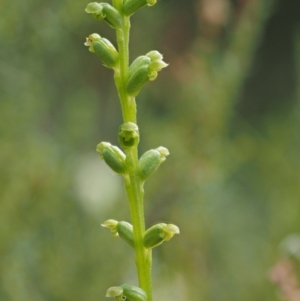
xmin=84 ymin=33 xmax=101 ymax=52
xmin=85 ymin=34 xmax=119 ymax=69
xmin=85 ymin=2 xmax=122 ymax=29
xmin=147 ymin=50 xmax=168 ymax=72
xmin=127 ymin=51 xmax=167 ymax=96
xmin=118 ymin=122 xmax=140 ymax=149
xmin=96 ymin=142 xmax=126 ymax=174
xmin=138 ymin=146 xmax=169 ymax=181
xmin=106 ymin=284 xmax=147 ymax=301
xmin=102 ymin=220 xmax=134 ymax=247
xmin=143 ymin=223 xmax=180 ymax=249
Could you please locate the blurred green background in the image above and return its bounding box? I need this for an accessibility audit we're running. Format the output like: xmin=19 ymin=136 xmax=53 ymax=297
xmin=1 ymin=0 xmax=300 ymax=300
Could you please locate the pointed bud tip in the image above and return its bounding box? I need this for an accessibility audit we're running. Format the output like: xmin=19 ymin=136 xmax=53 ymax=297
xmin=106 ymin=286 xmax=123 ymax=298
xmin=101 ymin=219 xmax=118 ymax=229
xmin=102 ymin=220 xmax=119 ymax=237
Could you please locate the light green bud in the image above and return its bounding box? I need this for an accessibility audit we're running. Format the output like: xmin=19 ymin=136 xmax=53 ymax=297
xmin=106 ymin=284 xmax=147 ymax=301
xmin=143 ymin=223 xmax=180 ymax=249
xmin=96 ymin=142 xmax=126 ymax=174
xmin=85 ymin=2 xmax=122 ymax=29
xmin=117 ymin=221 xmax=135 ymax=248
xmin=85 ymin=34 xmax=119 ymax=68
xmin=127 ymin=52 xmax=167 ymax=96
xmin=118 ymin=122 xmax=139 ymax=149
xmin=123 ymin=0 xmax=157 ymax=16
xmin=138 ymin=146 xmax=169 ymax=181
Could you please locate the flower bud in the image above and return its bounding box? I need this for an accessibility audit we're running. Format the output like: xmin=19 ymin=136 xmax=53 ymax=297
xmin=138 ymin=146 xmax=169 ymax=181
xmin=84 ymin=33 xmax=101 ymax=52
xmin=127 ymin=52 xmax=167 ymax=96
xmin=85 ymin=34 xmax=119 ymax=69
xmin=85 ymin=2 xmax=122 ymax=29
xmin=106 ymin=284 xmax=147 ymax=301
xmin=102 ymin=220 xmax=135 ymax=248
xmin=118 ymin=122 xmax=139 ymax=149
xmin=143 ymin=223 xmax=180 ymax=249
xmin=123 ymin=0 xmax=157 ymax=16
xmin=117 ymin=221 xmax=135 ymax=248
xmin=96 ymin=142 xmax=126 ymax=174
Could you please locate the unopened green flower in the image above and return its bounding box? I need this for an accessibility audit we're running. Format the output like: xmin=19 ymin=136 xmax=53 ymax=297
xmin=118 ymin=122 xmax=140 ymax=149
xmin=96 ymin=142 xmax=126 ymax=174
xmin=85 ymin=2 xmax=122 ymax=28
xmin=138 ymin=146 xmax=169 ymax=181
xmin=127 ymin=51 xmax=167 ymax=96
xmin=106 ymin=284 xmax=147 ymax=301
xmin=143 ymin=223 xmax=180 ymax=249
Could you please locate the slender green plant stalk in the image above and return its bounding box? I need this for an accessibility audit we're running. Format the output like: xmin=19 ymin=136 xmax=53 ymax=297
xmin=84 ymin=1 xmax=179 ymax=300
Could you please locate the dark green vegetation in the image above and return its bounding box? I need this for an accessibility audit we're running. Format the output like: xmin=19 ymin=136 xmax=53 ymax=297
xmin=1 ymin=0 xmax=300 ymax=300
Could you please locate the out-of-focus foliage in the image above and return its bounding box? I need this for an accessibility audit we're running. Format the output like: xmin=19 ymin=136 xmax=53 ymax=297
xmin=1 ymin=0 xmax=300 ymax=300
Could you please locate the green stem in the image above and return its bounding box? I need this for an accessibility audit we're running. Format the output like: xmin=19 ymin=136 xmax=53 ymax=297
xmin=112 ymin=2 xmax=153 ymax=300
xmin=124 ymin=160 xmax=153 ymax=301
